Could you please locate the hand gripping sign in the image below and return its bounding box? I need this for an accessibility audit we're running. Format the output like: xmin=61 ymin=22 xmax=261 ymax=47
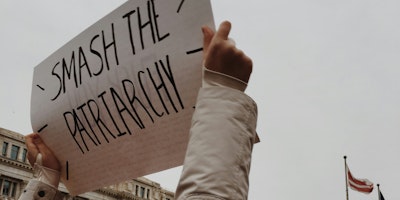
xmin=31 ymin=0 xmax=214 ymax=195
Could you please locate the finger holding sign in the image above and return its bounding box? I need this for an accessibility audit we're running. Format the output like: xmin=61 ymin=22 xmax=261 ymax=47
xmin=25 ymin=133 xmax=61 ymax=171
xmin=202 ymin=21 xmax=253 ymax=83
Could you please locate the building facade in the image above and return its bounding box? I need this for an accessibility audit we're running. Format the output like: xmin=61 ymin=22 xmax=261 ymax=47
xmin=0 ymin=127 xmax=174 ymax=200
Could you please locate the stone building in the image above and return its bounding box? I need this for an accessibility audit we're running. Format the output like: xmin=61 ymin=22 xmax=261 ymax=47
xmin=0 ymin=127 xmax=174 ymax=200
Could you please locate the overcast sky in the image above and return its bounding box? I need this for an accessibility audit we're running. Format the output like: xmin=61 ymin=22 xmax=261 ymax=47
xmin=1 ymin=1 xmax=400 ymax=199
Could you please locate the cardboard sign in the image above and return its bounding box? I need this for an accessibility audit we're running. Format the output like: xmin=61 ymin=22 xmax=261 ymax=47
xmin=31 ymin=0 xmax=214 ymax=195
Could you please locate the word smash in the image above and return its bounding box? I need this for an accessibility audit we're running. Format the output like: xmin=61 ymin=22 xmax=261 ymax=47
xmin=49 ymin=0 xmax=185 ymax=154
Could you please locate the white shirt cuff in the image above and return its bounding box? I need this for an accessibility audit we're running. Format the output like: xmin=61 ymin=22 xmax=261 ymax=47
xmin=33 ymin=164 xmax=60 ymax=188
xmin=33 ymin=153 xmax=60 ymax=188
xmin=202 ymin=66 xmax=248 ymax=92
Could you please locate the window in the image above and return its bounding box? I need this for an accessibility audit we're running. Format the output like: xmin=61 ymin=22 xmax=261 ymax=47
xmin=140 ymin=186 xmax=145 ymax=198
xmin=22 ymin=148 xmax=27 ymax=162
xmin=12 ymin=182 xmax=17 ymax=197
xmin=2 ymin=142 xmax=8 ymax=156
xmin=2 ymin=180 xmax=10 ymax=196
xmin=0 ymin=177 xmax=19 ymax=198
xmin=10 ymin=145 xmax=19 ymax=160
xmin=147 ymin=188 xmax=150 ymax=199
xmin=135 ymin=185 xmax=139 ymax=196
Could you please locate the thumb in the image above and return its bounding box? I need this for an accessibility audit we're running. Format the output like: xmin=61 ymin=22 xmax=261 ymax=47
xmin=202 ymin=26 xmax=214 ymax=59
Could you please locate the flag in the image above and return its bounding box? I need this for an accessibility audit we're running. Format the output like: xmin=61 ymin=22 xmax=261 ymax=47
xmin=346 ymin=164 xmax=374 ymax=193
xmin=378 ymin=186 xmax=385 ymax=200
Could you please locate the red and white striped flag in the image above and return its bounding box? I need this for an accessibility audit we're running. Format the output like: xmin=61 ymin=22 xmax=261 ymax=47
xmin=346 ymin=164 xmax=374 ymax=193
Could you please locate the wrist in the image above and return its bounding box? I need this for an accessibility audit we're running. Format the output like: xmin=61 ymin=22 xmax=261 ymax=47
xmin=202 ymin=66 xmax=248 ymax=91
xmin=33 ymin=153 xmax=60 ymax=188
xmin=33 ymin=163 xmax=60 ymax=188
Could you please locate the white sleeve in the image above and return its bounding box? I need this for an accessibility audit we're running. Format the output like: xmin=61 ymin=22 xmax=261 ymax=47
xmin=18 ymin=154 xmax=62 ymax=200
xmin=175 ymin=84 xmax=258 ymax=200
xmin=18 ymin=180 xmax=63 ymax=200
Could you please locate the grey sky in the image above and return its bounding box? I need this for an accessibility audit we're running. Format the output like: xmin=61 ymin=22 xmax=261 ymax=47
xmin=1 ymin=0 xmax=399 ymax=199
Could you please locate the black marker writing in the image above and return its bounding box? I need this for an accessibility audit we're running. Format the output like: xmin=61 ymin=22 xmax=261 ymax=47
xmin=177 ymin=0 xmax=185 ymax=13
xmin=123 ymin=0 xmax=170 ymax=55
xmin=38 ymin=124 xmax=48 ymax=133
xmin=64 ymin=54 xmax=184 ymax=154
xmin=102 ymin=23 xmax=119 ymax=71
xmin=51 ymin=23 xmax=120 ymax=101
xmin=66 ymin=161 xmax=69 ymax=180
xmin=36 ymin=84 xmax=45 ymax=91
xmin=186 ymin=47 xmax=203 ymax=55
xmin=49 ymin=0 xmax=174 ymax=102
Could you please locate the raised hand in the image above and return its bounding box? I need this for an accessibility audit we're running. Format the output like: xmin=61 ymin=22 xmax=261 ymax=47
xmin=25 ymin=133 xmax=61 ymax=171
xmin=202 ymin=21 xmax=253 ymax=83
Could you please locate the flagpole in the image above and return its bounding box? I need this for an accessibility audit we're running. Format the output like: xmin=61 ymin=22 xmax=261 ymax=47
xmin=376 ymin=183 xmax=381 ymax=200
xmin=344 ymin=155 xmax=349 ymax=200
xmin=377 ymin=184 xmax=380 ymax=200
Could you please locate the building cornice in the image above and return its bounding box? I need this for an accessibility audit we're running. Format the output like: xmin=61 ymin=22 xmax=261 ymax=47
xmin=0 ymin=128 xmax=25 ymax=143
xmin=0 ymin=156 xmax=32 ymax=172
